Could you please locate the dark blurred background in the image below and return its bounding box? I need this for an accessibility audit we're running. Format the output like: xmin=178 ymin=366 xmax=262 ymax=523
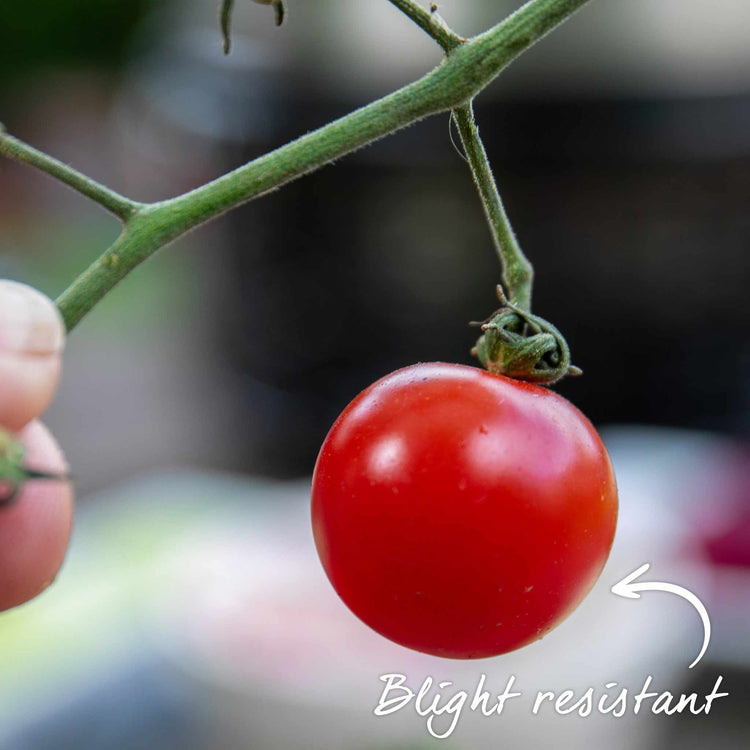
xmin=1 ymin=0 xmax=747 ymax=485
xmin=0 ymin=1 xmax=748 ymax=749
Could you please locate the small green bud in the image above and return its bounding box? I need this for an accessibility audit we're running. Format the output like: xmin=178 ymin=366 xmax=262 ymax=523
xmin=0 ymin=427 xmax=68 ymax=506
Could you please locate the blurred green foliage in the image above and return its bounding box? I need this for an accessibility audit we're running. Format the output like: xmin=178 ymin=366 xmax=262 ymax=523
xmin=0 ymin=0 xmax=154 ymax=73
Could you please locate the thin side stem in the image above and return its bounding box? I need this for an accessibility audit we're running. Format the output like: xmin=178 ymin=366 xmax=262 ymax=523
xmin=386 ymin=0 xmax=464 ymax=52
xmin=452 ymin=103 xmax=533 ymax=311
xmin=52 ymin=0 xmax=592 ymax=330
xmin=0 ymin=128 xmax=141 ymax=222
xmin=220 ymin=0 xmax=235 ymax=54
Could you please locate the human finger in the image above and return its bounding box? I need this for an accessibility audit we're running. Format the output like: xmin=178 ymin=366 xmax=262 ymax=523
xmin=0 ymin=280 xmax=65 ymax=432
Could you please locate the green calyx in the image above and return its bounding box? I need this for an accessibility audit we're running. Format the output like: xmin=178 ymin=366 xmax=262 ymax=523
xmin=472 ymin=286 xmax=582 ymax=386
xmin=0 ymin=427 xmax=67 ymax=506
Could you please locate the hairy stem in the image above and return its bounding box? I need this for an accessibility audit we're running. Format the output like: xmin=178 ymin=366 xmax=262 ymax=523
xmin=0 ymin=127 xmax=141 ymax=222
xmin=452 ymin=103 xmax=533 ymax=311
xmin=9 ymin=0 xmax=592 ymax=331
xmin=386 ymin=0 xmax=464 ymax=52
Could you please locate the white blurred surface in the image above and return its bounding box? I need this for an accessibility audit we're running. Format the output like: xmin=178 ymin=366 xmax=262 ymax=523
xmin=0 ymin=427 xmax=743 ymax=749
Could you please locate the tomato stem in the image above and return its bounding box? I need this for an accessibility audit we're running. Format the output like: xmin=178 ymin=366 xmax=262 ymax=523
xmin=452 ymin=103 xmax=533 ymax=313
xmin=390 ymin=6 xmax=578 ymax=384
xmin=0 ymin=0 xmax=595 ymax=332
xmin=0 ymin=124 xmax=141 ymax=222
xmin=452 ymin=107 xmax=580 ymax=384
xmin=386 ymin=1 xmax=465 ymax=53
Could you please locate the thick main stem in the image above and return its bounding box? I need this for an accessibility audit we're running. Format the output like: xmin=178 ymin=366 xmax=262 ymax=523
xmin=45 ymin=0 xmax=592 ymax=330
xmin=452 ymin=104 xmax=533 ymax=312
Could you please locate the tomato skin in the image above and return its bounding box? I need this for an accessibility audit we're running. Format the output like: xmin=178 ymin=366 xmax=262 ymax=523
xmin=311 ymin=363 xmax=617 ymax=659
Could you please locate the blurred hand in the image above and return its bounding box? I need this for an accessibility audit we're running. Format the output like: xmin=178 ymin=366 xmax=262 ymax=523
xmin=0 ymin=280 xmax=73 ymax=610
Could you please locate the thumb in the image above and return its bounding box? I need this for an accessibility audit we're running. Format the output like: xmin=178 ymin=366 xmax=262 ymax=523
xmin=0 ymin=280 xmax=65 ymax=431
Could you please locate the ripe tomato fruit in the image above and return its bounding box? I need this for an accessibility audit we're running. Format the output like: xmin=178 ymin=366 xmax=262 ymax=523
xmin=311 ymin=363 xmax=617 ymax=659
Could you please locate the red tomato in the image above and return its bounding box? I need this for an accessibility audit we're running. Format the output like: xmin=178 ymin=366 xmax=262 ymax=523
xmin=311 ymin=363 xmax=617 ymax=659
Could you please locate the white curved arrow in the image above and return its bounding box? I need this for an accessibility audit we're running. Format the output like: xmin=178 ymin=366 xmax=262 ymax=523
xmin=611 ymin=563 xmax=711 ymax=669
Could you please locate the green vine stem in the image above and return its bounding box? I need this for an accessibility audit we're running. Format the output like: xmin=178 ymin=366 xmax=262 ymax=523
xmin=0 ymin=125 xmax=140 ymax=222
xmin=386 ymin=1 xmax=465 ymax=52
xmin=451 ymin=106 xmax=581 ymax=384
xmin=386 ymin=3 xmax=532 ymax=310
xmin=451 ymin=103 xmax=532 ymax=312
xmin=451 ymin=103 xmax=579 ymax=384
xmin=385 ymin=3 xmax=580 ymax=384
xmin=0 ymin=0 xmax=593 ymax=332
